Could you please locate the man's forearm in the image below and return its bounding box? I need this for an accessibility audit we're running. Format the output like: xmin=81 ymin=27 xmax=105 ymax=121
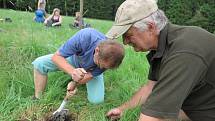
xmin=119 ymin=80 xmax=155 ymax=111
xmin=52 ymin=51 xmax=75 ymax=76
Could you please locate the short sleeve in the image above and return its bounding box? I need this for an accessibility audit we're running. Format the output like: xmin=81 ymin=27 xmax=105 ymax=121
xmin=58 ymin=29 xmax=91 ymax=58
xmin=142 ymin=53 xmax=207 ymax=118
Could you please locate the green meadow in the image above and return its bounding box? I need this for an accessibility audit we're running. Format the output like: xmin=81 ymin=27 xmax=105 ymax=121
xmin=0 ymin=9 xmax=149 ymax=121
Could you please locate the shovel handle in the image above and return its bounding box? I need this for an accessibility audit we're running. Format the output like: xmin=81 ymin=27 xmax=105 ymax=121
xmin=65 ymin=81 xmax=78 ymax=100
xmin=53 ymin=81 xmax=78 ymax=115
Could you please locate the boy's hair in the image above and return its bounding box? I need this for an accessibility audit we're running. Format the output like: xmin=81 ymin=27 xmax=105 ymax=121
xmin=98 ymin=39 xmax=125 ymax=69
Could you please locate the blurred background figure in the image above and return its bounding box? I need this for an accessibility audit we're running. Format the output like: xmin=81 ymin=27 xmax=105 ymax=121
xmin=34 ymin=9 xmax=46 ymax=23
xmin=44 ymin=8 xmax=62 ymax=27
xmin=70 ymin=11 xmax=91 ymax=29
xmin=73 ymin=12 xmax=82 ymax=28
xmin=37 ymin=0 xmax=46 ymax=15
xmin=33 ymin=0 xmax=47 ymax=23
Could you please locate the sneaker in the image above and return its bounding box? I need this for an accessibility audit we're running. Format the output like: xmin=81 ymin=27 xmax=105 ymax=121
xmin=31 ymin=95 xmax=39 ymax=101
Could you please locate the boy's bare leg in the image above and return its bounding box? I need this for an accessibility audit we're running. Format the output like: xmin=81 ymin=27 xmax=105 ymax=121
xmin=34 ymin=69 xmax=47 ymax=98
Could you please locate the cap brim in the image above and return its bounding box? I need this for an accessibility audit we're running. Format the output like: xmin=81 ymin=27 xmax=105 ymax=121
xmin=106 ymin=24 xmax=132 ymax=39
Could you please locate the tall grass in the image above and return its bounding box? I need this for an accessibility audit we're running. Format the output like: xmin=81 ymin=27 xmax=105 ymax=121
xmin=0 ymin=9 xmax=149 ymax=121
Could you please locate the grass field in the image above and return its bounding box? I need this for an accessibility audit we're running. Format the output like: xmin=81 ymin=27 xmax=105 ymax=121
xmin=0 ymin=9 xmax=149 ymax=121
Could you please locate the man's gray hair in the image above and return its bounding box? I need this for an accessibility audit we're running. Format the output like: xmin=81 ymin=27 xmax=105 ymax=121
xmin=133 ymin=9 xmax=168 ymax=33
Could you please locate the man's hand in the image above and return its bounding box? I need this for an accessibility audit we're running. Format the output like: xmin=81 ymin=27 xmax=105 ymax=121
xmin=106 ymin=108 xmax=123 ymax=120
xmin=70 ymin=68 xmax=87 ymax=82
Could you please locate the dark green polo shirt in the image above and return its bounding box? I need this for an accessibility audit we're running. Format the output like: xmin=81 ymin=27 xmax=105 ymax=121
xmin=141 ymin=23 xmax=215 ymax=120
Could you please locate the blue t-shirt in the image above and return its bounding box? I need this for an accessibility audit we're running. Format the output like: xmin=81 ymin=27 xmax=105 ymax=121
xmin=34 ymin=9 xmax=45 ymax=23
xmin=59 ymin=28 xmax=106 ymax=77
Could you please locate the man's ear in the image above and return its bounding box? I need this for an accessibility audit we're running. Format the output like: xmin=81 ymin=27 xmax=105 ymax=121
xmin=147 ymin=21 xmax=156 ymax=33
xmin=95 ymin=47 xmax=100 ymax=56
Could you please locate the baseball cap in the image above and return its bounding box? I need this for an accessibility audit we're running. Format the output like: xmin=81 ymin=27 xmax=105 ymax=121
xmin=106 ymin=0 xmax=158 ymax=39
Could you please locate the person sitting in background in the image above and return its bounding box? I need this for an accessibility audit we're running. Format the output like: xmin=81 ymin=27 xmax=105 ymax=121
xmin=71 ymin=11 xmax=91 ymax=29
xmin=34 ymin=9 xmax=46 ymax=23
xmin=44 ymin=8 xmax=62 ymax=27
xmin=73 ymin=12 xmax=82 ymax=28
xmin=33 ymin=0 xmax=47 ymax=23
xmin=38 ymin=0 xmax=47 ymax=17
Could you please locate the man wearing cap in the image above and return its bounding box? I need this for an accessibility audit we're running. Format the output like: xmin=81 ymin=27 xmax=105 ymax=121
xmin=106 ymin=0 xmax=215 ymax=121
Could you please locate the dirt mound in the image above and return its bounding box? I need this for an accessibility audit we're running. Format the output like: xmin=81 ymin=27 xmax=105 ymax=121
xmin=44 ymin=109 xmax=78 ymax=121
xmin=17 ymin=105 xmax=78 ymax=121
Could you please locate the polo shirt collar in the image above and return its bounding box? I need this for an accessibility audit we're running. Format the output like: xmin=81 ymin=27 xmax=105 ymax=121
xmin=152 ymin=23 xmax=169 ymax=59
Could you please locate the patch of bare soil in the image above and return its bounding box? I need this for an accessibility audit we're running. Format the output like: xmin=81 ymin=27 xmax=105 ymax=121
xmin=17 ymin=105 xmax=78 ymax=121
xmin=43 ymin=109 xmax=78 ymax=121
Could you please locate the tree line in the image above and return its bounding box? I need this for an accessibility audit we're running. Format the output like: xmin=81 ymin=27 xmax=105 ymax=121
xmin=1 ymin=0 xmax=215 ymax=32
